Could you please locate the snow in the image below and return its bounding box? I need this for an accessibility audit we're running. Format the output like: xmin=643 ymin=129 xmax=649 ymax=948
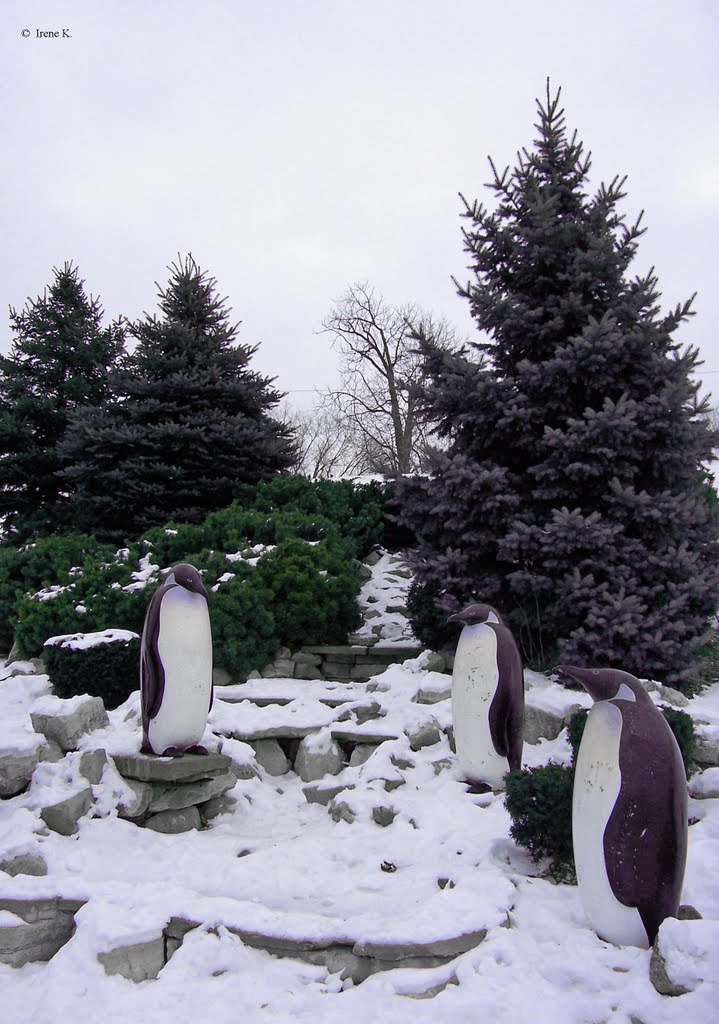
xmin=44 ymin=629 xmax=140 ymax=651
xmin=1 ymin=551 xmax=718 ymax=1022
xmin=30 ymin=692 xmax=99 ymax=716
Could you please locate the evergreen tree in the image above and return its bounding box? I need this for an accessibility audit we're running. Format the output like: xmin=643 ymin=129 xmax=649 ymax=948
xmin=0 ymin=264 xmax=124 ymax=540
xmin=61 ymin=256 xmax=296 ymax=540
xmin=396 ymin=85 xmax=719 ymax=688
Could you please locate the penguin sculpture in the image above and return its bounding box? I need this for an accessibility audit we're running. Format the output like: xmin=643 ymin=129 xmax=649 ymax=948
xmin=448 ymin=603 xmax=524 ymax=790
xmin=557 ymin=665 xmax=687 ymax=948
xmin=140 ymin=562 xmax=213 ymax=757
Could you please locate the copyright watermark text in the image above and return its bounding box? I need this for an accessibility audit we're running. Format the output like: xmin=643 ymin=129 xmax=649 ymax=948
xmin=21 ymin=28 xmax=72 ymax=39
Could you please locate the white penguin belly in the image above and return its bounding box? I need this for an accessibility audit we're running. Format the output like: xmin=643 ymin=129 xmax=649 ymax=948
xmin=452 ymin=623 xmax=509 ymax=788
xmin=572 ymin=701 xmax=648 ymax=947
xmin=148 ymin=587 xmax=213 ymax=754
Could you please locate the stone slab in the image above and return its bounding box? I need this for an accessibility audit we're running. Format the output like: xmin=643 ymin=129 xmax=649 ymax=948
xmin=0 ymin=897 xmax=85 ymax=967
xmin=353 ymin=928 xmax=487 ymax=961
xmin=144 ymin=806 xmax=202 ymax=833
xmin=79 ymin=748 xmax=107 ymax=785
xmin=98 ymin=936 xmax=166 ymax=981
xmin=0 ymin=852 xmax=48 ymax=877
xmin=147 ymin=771 xmax=236 ymax=813
xmin=294 ymin=735 xmax=344 ymax=782
xmin=113 ymin=752 xmax=233 ymax=784
xmin=331 ymin=727 xmax=399 ymax=745
xmin=524 ymin=705 xmax=565 ymax=744
xmin=117 ymin=778 xmax=153 ymax=819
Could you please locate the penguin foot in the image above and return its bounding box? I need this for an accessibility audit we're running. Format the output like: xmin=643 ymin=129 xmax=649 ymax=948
xmin=160 ymin=746 xmax=185 ymax=758
xmin=186 ymin=744 xmax=209 ymax=756
xmin=463 ymin=780 xmax=493 ymax=795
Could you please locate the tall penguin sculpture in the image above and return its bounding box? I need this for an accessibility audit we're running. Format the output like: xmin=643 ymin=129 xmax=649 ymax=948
xmin=141 ymin=562 xmax=213 ymax=757
xmin=558 ymin=665 xmax=688 ymax=948
xmin=448 ymin=603 xmax=524 ymax=790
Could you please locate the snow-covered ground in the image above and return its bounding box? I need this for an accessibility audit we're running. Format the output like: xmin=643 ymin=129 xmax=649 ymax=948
xmin=0 ymin=553 xmax=718 ymax=1023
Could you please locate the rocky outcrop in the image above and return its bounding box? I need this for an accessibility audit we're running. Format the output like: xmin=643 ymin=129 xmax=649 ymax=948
xmin=111 ymin=752 xmax=236 ymax=831
xmin=0 ymin=897 xmax=85 ymax=967
xmin=30 ymin=696 xmax=109 ymax=752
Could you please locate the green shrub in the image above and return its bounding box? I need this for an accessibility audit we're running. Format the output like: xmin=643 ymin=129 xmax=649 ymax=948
xmin=209 ymin=574 xmax=279 ymax=677
xmin=504 ymin=765 xmax=576 ymax=881
xmin=0 ymin=533 xmax=115 ymax=654
xmin=14 ymin=550 xmax=156 ymax=658
xmin=407 ymin=579 xmax=453 ymax=653
xmin=253 ymin=537 xmax=362 ymax=649
xmin=137 ymin=523 xmax=206 ymax=566
xmin=44 ymin=635 xmax=141 ymax=709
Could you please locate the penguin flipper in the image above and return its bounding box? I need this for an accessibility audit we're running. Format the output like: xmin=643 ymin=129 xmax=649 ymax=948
xmin=604 ymin=714 xmax=688 ymax=945
xmin=488 ymin=624 xmax=523 ymax=763
xmin=140 ymin=584 xmax=172 ymax=734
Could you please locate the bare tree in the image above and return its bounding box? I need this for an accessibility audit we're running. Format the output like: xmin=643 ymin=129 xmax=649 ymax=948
xmin=280 ymin=401 xmax=366 ymax=480
xmin=321 ymin=282 xmax=460 ymax=475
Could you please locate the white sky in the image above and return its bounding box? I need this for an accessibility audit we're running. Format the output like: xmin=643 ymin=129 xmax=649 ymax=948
xmin=2 ymin=0 xmax=718 ymax=410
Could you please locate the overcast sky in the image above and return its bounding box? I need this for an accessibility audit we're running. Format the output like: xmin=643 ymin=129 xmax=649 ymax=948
xmin=3 ymin=0 xmax=718 ymax=410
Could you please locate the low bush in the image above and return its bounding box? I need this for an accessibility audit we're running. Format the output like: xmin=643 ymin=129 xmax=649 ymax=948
xmin=209 ymin=574 xmax=279 ymax=676
xmin=504 ymin=765 xmax=576 ymax=881
xmin=253 ymin=537 xmax=362 ymax=650
xmin=44 ymin=634 xmax=141 ymax=709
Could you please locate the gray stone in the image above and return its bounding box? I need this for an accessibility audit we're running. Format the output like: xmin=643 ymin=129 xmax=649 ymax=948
xmin=424 ymin=652 xmax=447 ymax=673
xmin=346 ymin=635 xmax=376 ymax=647
xmin=389 ymin=754 xmax=413 ymax=773
xmin=678 ymin=905 xmax=703 ymax=920
xmin=272 ymin=659 xmax=295 ymax=678
xmin=328 ymin=797 xmax=356 ymax=823
xmin=694 ymin=737 xmax=719 ymax=767
xmin=332 ymin=726 xmax=398 ymax=744
xmin=0 ymin=750 xmax=39 ymax=797
xmin=523 ymin=704 xmax=565 ymax=744
xmin=353 ymin=928 xmax=487 ymax=961
xmin=117 ymin=778 xmax=153 ymax=819
xmin=386 ymin=603 xmax=408 ymax=615
xmin=0 ymin=852 xmax=48 ymax=877
xmin=31 ymin=697 xmax=109 ymax=752
xmin=364 ymin=550 xmax=382 ymax=566
xmin=144 ymin=806 xmax=201 ymax=833
xmin=98 ymin=936 xmax=166 ymax=981
xmin=363 ymin=609 xmax=382 ymax=621
xmin=649 ymin=944 xmax=689 ymax=997
xmin=293 ymin=663 xmax=324 ymax=681
xmin=112 ymin=752 xmax=232 ymax=784
xmin=251 ymin=739 xmax=288 ymax=776
xmin=432 ymin=757 xmax=454 ymax=775
xmin=349 ymin=745 xmax=375 ymax=767
xmin=416 ymin=683 xmax=452 ymax=705
xmin=386 ymin=567 xmax=412 ymax=579
xmin=0 ymin=897 xmax=84 ymax=967
xmin=79 ymin=748 xmax=107 ymax=785
xmin=292 ymin=651 xmax=322 ymax=666
xmin=147 ymin=771 xmax=236 ymax=813
xmin=303 ymin=782 xmax=354 ymax=806
xmin=294 ymin=734 xmax=344 ymax=782
xmin=212 ymin=666 xmax=233 ymax=686
xmin=657 ymin=685 xmax=689 ymax=708
xmin=372 ymin=805 xmax=397 ymax=827
xmin=446 ymin=725 xmax=456 ymax=752
xmin=199 ymin=793 xmax=237 ymax=822
xmin=228 ymin=760 xmax=260 ymax=781
xmin=40 ymin=787 xmax=93 ymax=835
xmin=353 ymin=560 xmax=373 ymax=581
xmin=38 ymin=739 xmax=64 ymax=763
xmin=164 ymin=916 xmax=199 ymax=960
xmin=323 ymin=661 xmax=353 ymax=680
xmin=408 ymin=719 xmax=441 ymax=751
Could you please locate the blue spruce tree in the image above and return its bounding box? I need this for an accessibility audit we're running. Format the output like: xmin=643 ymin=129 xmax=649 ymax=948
xmin=62 ymin=256 xmax=296 ymax=540
xmin=396 ymin=86 xmax=719 ymax=688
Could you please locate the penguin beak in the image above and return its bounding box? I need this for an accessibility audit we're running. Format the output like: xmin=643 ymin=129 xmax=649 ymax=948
xmin=555 ymin=664 xmax=603 ymax=700
xmin=447 ymin=612 xmax=465 ymax=623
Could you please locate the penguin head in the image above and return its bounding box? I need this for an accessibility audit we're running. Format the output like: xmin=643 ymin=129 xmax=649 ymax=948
xmin=166 ymin=562 xmax=208 ymax=599
xmin=448 ymin=603 xmax=501 ymax=626
xmin=556 ymin=665 xmax=645 ymax=703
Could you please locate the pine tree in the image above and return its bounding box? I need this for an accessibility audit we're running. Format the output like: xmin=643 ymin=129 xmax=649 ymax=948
xmin=0 ymin=264 xmax=124 ymax=540
xmin=396 ymin=85 xmax=719 ymax=688
xmin=61 ymin=256 xmax=297 ymax=540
